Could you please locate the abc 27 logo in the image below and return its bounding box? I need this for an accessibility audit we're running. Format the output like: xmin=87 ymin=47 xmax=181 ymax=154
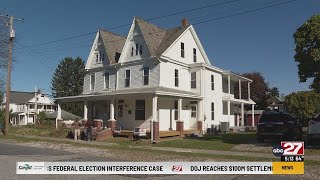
xmin=273 ymin=141 xmax=304 ymax=162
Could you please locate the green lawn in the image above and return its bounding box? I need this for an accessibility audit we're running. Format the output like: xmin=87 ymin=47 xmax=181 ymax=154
xmin=155 ymin=133 xmax=256 ymax=151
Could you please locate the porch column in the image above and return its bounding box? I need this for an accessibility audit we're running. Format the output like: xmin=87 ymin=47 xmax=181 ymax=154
xmin=176 ymin=98 xmax=184 ymax=135
xmin=239 ymin=79 xmax=241 ymax=99
xmin=83 ymin=100 xmax=88 ymax=121
xmin=197 ymin=99 xmax=203 ymax=132
xmin=241 ymin=103 xmax=244 ymax=126
xmin=236 ymin=105 xmax=240 ymax=126
xmin=56 ymin=102 xmax=63 ymax=129
xmin=252 ymin=104 xmax=255 ymax=126
xmin=227 ymin=100 xmax=230 ymax=124
xmin=151 ymin=96 xmax=159 ymax=141
xmin=108 ymin=99 xmax=116 ymax=131
xmin=228 ymin=74 xmax=231 ymax=94
xmin=248 ymin=82 xmax=251 ymax=100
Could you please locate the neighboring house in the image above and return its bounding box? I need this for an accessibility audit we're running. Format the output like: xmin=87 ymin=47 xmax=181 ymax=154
xmin=246 ymin=110 xmax=264 ymax=127
xmin=56 ymin=17 xmax=255 ymax=140
xmin=268 ymin=96 xmax=285 ymax=112
xmin=1 ymin=91 xmax=56 ymax=125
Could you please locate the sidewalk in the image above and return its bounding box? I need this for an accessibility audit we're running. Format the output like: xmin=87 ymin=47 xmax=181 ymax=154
xmin=6 ymin=134 xmax=320 ymax=162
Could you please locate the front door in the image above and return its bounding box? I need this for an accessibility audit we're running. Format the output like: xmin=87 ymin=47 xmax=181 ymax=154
xmin=190 ymin=101 xmax=197 ymax=129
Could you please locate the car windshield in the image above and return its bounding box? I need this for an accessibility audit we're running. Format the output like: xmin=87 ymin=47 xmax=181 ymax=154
xmin=259 ymin=114 xmax=284 ymax=122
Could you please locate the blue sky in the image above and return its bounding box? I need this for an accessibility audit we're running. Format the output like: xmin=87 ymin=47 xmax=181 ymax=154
xmin=1 ymin=0 xmax=319 ymax=96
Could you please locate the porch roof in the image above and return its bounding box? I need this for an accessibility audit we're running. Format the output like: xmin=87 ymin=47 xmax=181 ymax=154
xmin=55 ymin=86 xmax=202 ymax=102
xmin=222 ymin=97 xmax=256 ymax=105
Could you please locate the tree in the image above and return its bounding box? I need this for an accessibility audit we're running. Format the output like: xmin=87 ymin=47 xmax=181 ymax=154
xmin=235 ymin=72 xmax=269 ymax=109
xmin=293 ymin=14 xmax=320 ymax=92
xmin=51 ymin=57 xmax=85 ymax=116
xmin=268 ymin=87 xmax=279 ymax=97
xmin=284 ymin=91 xmax=320 ymax=126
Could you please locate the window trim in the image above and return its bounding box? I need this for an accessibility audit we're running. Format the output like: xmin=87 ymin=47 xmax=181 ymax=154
xmin=143 ymin=67 xmax=150 ymax=86
xmin=90 ymin=73 xmax=95 ymax=91
xmin=181 ymin=42 xmax=185 ymax=58
xmin=191 ymin=72 xmax=196 ymax=89
xmin=125 ymin=69 xmax=131 ymax=87
xmin=174 ymin=69 xmax=179 ymax=87
xmin=135 ymin=99 xmax=145 ymax=120
xmin=211 ymin=102 xmax=214 ymax=120
xmin=104 ymin=72 xmax=110 ymax=90
xmin=211 ymin=74 xmax=214 ymax=90
xmin=193 ymin=48 xmax=197 ymax=62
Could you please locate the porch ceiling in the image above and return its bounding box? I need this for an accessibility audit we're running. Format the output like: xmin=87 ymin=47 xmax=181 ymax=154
xmin=55 ymin=86 xmax=202 ymax=102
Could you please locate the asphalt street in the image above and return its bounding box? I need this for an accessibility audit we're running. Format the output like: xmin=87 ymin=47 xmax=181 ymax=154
xmin=0 ymin=141 xmax=297 ymax=180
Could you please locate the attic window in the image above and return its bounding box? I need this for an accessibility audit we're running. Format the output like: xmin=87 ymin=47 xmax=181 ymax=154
xmin=115 ymin=52 xmax=121 ymax=62
xmin=139 ymin=45 xmax=142 ymax=54
xmin=131 ymin=47 xmax=134 ymax=56
xmin=96 ymin=53 xmax=99 ymax=62
xmin=181 ymin=42 xmax=185 ymax=58
xmin=136 ymin=43 xmax=138 ymax=55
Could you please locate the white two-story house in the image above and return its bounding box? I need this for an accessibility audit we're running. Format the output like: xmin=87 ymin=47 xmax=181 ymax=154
xmin=1 ymin=91 xmax=56 ymax=125
xmin=56 ymin=17 xmax=255 ymax=140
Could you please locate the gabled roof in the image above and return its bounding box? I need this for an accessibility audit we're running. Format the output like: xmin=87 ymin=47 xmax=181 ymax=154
xmin=99 ymin=30 xmax=126 ymax=64
xmin=155 ymin=25 xmax=190 ymax=56
xmin=134 ymin=17 xmax=167 ymax=57
xmin=46 ymin=110 xmax=81 ymax=120
xmin=6 ymin=91 xmax=35 ymax=104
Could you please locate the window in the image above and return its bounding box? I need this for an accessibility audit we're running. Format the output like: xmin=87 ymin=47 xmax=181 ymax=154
xmin=143 ymin=67 xmax=149 ymax=85
xmin=135 ymin=100 xmax=145 ymax=120
xmin=96 ymin=53 xmax=99 ymax=62
xmin=174 ymin=100 xmax=178 ymax=120
xmin=191 ymin=72 xmax=196 ymax=89
xmin=90 ymin=74 xmax=95 ymax=90
xmin=181 ymin=42 xmax=185 ymax=58
xmin=136 ymin=43 xmax=139 ymax=55
xmin=174 ymin=69 xmax=179 ymax=87
xmin=118 ymin=100 xmax=124 ymax=117
xmin=99 ymin=52 xmax=101 ymax=62
xmin=131 ymin=47 xmax=134 ymax=56
xmin=211 ymin=102 xmax=214 ymax=120
xmin=125 ymin=70 xmax=130 ymax=87
xmin=139 ymin=45 xmax=143 ymax=54
xmin=211 ymin=75 xmax=214 ymax=90
xmin=104 ymin=73 xmax=110 ymax=89
xmin=193 ymin=48 xmax=197 ymax=62
xmin=102 ymin=53 xmax=105 ymax=62
xmin=190 ymin=101 xmax=197 ymax=118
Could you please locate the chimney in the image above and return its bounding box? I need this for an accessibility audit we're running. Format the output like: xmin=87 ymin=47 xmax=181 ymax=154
xmin=181 ymin=18 xmax=188 ymax=27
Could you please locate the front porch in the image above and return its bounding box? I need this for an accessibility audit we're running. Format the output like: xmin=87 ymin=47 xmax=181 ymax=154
xmin=55 ymin=87 xmax=203 ymax=141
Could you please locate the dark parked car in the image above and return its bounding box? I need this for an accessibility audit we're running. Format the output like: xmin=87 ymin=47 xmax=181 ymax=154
xmin=257 ymin=111 xmax=302 ymax=142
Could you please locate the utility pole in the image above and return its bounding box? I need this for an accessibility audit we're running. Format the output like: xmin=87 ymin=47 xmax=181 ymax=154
xmin=34 ymin=85 xmax=37 ymax=124
xmin=1 ymin=15 xmax=23 ymax=136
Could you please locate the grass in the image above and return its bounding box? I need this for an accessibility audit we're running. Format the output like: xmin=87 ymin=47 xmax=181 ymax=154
xmin=155 ymin=133 xmax=256 ymax=151
xmin=1 ymin=133 xmax=319 ymax=166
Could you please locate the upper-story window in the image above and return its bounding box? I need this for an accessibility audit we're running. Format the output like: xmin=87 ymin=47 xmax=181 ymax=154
xmin=174 ymin=69 xmax=179 ymax=87
xmin=125 ymin=70 xmax=130 ymax=87
xmin=191 ymin=72 xmax=196 ymax=89
xmin=139 ymin=45 xmax=143 ymax=55
xmin=90 ymin=74 xmax=95 ymax=91
xmin=136 ymin=43 xmax=139 ymax=55
xmin=193 ymin=48 xmax=197 ymax=62
xmin=211 ymin=75 xmax=214 ymax=90
xmin=181 ymin=42 xmax=185 ymax=58
xmin=143 ymin=67 xmax=149 ymax=85
xmin=211 ymin=102 xmax=214 ymax=120
xmin=131 ymin=47 xmax=134 ymax=56
xmin=104 ymin=73 xmax=110 ymax=89
xmin=96 ymin=53 xmax=99 ymax=63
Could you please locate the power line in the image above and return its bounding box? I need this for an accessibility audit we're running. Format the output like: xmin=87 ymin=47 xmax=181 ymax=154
xmin=193 ymin=0 xmax=298 ymax=26
xmin=24 ymin=0 xmax=243 ymax=48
